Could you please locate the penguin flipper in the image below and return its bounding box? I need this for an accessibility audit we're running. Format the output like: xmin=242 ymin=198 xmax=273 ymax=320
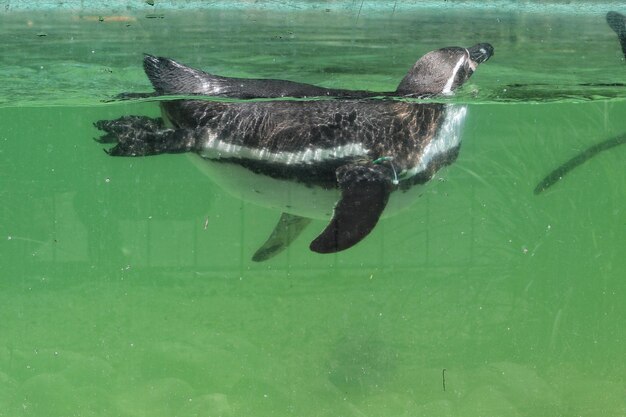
xmin=252 ymin=213 xmax=312 ymax=262
xmin=94 ymin=116 xmax=195 ymax=156
xmin=310 ymin=163 xmax=392 ymax=254
xmin=607 ymin=11 xmax=626 ymax=59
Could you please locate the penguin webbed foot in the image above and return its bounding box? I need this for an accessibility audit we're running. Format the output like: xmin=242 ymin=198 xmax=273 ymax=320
xmin=94 ymin=116 xmax=160 ymax=145
xmin=102 ymin=130 xmax=174 ymax=156
xmin=94 ymin=115 xmax=164 ymax=137
xmin=94 ymin=116 xmax=192 ymax=157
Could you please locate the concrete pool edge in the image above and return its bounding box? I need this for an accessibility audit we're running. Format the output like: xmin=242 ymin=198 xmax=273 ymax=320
xmin=1 ymin=0 xmax=625 ymax=14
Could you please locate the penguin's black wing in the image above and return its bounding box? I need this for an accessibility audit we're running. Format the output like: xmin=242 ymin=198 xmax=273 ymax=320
xmin=310 ymin=163 xmax=392 ymax=253
xmin=252 ymin=213 xmax=312 ymax=262
xmin=607 ymin=11 xmax=626 ymax=59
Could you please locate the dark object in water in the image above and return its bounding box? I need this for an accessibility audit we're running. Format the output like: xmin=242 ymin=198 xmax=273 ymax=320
xmin=534 ymin=135 xmax=626 ymax=194
xmin=95 ymin=43 xmax=494 ymax=260
xmin=607 ymin=11 xmax=626 ymax=60
xmin=535 ymin=14 xmax=626 ymax=195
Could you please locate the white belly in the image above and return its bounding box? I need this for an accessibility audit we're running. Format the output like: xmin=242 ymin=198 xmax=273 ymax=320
xmin=187 ymin=154 xmax=442 ymax=221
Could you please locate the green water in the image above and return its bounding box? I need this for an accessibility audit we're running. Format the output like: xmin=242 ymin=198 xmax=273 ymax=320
xmin=1 ymin=4 xmax=626 ymax=417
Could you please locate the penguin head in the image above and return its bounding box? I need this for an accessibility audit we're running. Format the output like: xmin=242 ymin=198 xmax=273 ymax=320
xmin=395 ymin=43 xmax=494 ymax=97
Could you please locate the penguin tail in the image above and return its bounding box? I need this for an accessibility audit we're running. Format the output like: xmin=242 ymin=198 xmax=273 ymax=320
xmin=143 ymin=54 xmax=226 ymax=95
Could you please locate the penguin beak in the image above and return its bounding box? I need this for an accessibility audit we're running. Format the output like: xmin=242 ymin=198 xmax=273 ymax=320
xmin=467 ymin=43 xmax=494 ymax=67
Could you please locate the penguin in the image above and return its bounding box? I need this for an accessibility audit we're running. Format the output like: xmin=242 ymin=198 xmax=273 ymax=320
xmin=95 ymin=43 xmax=494 ymax=261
